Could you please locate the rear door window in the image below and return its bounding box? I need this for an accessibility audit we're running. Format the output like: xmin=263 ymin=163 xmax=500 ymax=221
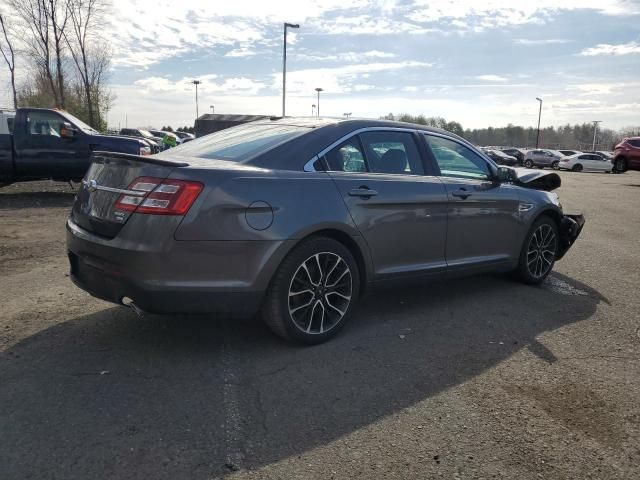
xmin=359 ymin=131 xmax=424 ymax=175
xmin=325 ymin=138 xmax=367 ymax=172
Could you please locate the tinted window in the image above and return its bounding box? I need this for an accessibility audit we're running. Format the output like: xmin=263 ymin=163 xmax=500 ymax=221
xmin=359 ymin=131 xmax=424 ymax=175
xmin=628 ymin=139 xmax=640 ymax=148
xmin=26 ymin=111 xmax=64 ymax=137
xmin=325 ymin=138 xmax=367 ymax=172
xmin=170 ymin=123 xmax=308 ymax=161
xmin=426 ymin=135 xmax=491 ymax=180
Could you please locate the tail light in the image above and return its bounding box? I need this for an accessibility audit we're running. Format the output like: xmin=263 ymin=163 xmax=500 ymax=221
xmin=114 ymin=176 xmax=203 ymax=215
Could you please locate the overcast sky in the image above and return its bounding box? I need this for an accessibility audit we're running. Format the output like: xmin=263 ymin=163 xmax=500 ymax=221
xmin=2 ymin=0 xmax=639 ymax=130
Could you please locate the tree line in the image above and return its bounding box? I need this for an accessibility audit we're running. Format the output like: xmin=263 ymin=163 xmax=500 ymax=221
xmin=0 ymin=0 xmax=111 ymax=130
xmin=383 ymin=113 xmax=639 ymax=150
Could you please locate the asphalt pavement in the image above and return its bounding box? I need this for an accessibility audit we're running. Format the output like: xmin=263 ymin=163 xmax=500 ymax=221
xmin=0 ymin=171 xmax=638 ymax=479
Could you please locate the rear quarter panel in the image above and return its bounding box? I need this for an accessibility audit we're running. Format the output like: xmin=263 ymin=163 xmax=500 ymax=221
xmin=0 ymin=133 xmax=13 ymax=179
xmin=174 ymin=168 xmax=360 ymax=242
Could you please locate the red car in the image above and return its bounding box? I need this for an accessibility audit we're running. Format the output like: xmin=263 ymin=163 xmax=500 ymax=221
xmin=613 ymin=137 xmax=640 ymax=172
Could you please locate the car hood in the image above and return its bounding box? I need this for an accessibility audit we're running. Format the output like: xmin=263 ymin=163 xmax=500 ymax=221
xmin=509 ymin=167 xmax=561 ymax=191
xmin=91 ymin=134 xmax=147 ymax=146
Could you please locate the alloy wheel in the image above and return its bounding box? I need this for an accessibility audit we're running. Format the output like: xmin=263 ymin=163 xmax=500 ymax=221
xmin=288 ymin=252 xmax=353 ymax=334
xmin=524 ymin=160 xmax=533 ymax=168
xmin=526 ymin=224 xmax=557 ymax=279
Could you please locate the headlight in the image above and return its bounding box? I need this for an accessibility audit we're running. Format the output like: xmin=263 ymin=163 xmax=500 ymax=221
xmin=139 ymin=146 xmax=151 ymax=156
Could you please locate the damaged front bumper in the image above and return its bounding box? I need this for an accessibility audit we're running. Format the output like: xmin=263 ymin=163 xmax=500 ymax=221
xmin=557 ymin=214 xmax=585 ymax=260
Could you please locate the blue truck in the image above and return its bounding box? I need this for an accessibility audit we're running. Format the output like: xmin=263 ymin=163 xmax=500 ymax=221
xmin=0 ymin=107 xmax=151 ymax=186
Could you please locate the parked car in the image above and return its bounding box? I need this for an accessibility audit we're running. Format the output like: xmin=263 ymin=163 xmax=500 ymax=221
xmin=149 ymin=130 xmax=182 ymax=145
xmin=500 ymin=148 xmax=526 ymax=164
xmin=523 ymin=149 xmax=562 ymax=169
xmin=0 ymin=108 xmax=150 ymax=186
xmin=613 ymin=137 xmax=640 ymax=172
xmin=67 ymin=117 xmax=585 ymax=344
xmin=119 ymin=128 xmax=163 ymax=153
xmin=558 ymin=150 xmax=580 ymax=157
xmin=482 ymin=148 xmax=518 ymax=166
xmin=595 ymin=151 xmax=614 ymax=160
xmin=557 ymin=153 xmax=613 ymax=173
xmin=174 ymin=131 xmax=195 ymax=141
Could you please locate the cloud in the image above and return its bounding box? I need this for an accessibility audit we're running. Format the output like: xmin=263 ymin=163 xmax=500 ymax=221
xmin=279 ymin=61 xmax=433 ymax=95
xmin=476 ymin=75 xmax=509 ymax=83
xmin=291 ymin=50 xmax=396 ymax=62
xmin=514 ymin=38 xmax=572 ymax=45
xmin=134 ymin=75 xmax=266 ymax=95
xmin=407 ymin=0 xmax=639 ymax=31
xmin=580 ymin=41 xmax=640 ymax=56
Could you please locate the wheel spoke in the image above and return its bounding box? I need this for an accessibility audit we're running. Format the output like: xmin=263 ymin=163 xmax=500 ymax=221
xmin=289 ymin=289 xmax=313 ymax=297
xmin=290 ymin=297 xmax=314 ymax=315
xmin=300 ymin=262 xmax=319 ymax=287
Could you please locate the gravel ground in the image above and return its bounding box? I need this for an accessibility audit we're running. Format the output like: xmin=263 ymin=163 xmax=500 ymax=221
xmin=0 ymin=172 xmax=639 ymax=479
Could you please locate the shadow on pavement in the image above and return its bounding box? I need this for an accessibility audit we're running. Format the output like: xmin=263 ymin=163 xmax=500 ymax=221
xmin=0 ymin=273 xmax=605 ymax=479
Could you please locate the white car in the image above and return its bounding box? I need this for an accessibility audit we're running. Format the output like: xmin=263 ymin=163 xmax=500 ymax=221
xmin=558 ymin=153 xmax=613 ymax=173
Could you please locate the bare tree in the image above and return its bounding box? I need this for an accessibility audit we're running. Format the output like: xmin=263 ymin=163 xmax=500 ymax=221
xmin=47 ymin=0 xmax=69 ymax=108
xmin=0 ymin=13 xmax=17 ymax=109
xmin=10 ymin=0 xmax=69 ymax=108
xmin=64 ymin=0 xmax=106 ymax=126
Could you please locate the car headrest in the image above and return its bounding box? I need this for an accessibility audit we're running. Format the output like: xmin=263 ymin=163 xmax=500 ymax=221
xmin=380 ymin=148 xmax=408 ymax=174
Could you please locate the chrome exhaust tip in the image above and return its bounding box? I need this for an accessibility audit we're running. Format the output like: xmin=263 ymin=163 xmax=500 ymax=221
xmin=121 ymin=296 xmax=144 ymax=318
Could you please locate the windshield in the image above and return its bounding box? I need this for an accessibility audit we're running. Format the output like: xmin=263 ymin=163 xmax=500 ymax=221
xmin=59 ymin=111 xmax=98 ymax=134
xmin=139 ymin=130 xmax=155 ymax=138
xmin=166 ymin=123 xmax=310 ymax=161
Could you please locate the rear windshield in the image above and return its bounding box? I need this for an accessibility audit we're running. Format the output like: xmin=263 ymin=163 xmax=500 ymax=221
xmin=168 ymin=123 xmax=309 ymax=161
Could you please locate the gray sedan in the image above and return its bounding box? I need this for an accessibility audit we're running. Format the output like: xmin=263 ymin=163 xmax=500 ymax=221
xmin=67 ymin=118 xmax=584 ymax=344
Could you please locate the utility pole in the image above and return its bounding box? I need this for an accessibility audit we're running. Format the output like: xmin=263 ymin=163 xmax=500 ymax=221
xmin=282 ymin=22 xmax=300 ymax=117
xmin=191 ymin=80 xmax=201 ymax=119
xmin=315 ymin=87 xmax=323 ymax=117
xmin=535 ymin=97 xmax=543 ymax=148
xmin=591 ymin=120 xmax=602 ymax=151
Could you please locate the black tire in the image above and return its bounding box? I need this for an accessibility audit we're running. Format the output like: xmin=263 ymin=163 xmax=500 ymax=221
xmin=551 ymin=161 xmax=559 ymax=170
xmin=614 ymin=158 xmax=627 ymax=173
xmin=572 ymin=164 xmax=583 ymax=172
xmin=524 ymin=159 xmax=534 ymax=168
xmin=262 ymin=237 xmax=360 ymax=344
xmin=515 ymin=215 xmax=559 ymax=285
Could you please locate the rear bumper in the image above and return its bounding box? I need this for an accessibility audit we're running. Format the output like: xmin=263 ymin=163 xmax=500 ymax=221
xmin=556 ymin=214 xmax=585 ymax=260
xmin=66 ymin=217 xmax=291 ymax=316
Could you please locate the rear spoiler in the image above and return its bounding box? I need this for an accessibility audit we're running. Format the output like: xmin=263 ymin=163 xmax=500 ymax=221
xmin=91 ymin=151 xmax=190 ymax=167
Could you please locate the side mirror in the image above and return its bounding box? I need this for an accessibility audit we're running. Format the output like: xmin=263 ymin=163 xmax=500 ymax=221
xmin=60 ymin=122 xmax=77 ymax=139
xmin=497 ymin=166 xmax=516 ymax=183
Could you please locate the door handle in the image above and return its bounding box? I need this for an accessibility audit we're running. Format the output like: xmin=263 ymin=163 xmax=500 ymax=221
xmin=348 ymin=187 xmax=378 ymax=198
xmin=451 ymin=188 xmax=471 ymax=199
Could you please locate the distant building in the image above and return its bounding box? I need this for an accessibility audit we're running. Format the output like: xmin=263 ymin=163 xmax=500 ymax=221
xmin=194 ymin=114 xmax=270 ymax=137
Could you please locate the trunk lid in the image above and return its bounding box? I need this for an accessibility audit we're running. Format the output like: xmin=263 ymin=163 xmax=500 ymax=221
xmin=71 ymin=152 xmax=188 ymax=238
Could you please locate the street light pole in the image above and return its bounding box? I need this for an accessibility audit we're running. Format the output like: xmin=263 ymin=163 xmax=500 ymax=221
xmin=311 ymin=104 xmax=316 ymax=116
xmin=591 ymin=120 xmax=602 ymax=151
xmin=343 ymin=112 xmax=352 ymax=119
xmin=535 ymin=97 xmax=543 ymax=148
xmin=191 ymin=80 xmax=201 ymax=119
xmin=282 ymin=22 xmax=299 ymax=117
xmin=315 ymin=87 xmax=323 ymax=117
xmin=210 ymin=105 xmax=215 ymax=114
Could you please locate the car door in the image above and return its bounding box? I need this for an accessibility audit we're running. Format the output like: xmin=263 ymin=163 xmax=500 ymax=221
xmin=13 ymin=110 xmax=88 ymax=179
xmin=324 ymin=129 xmax=449 ymax=280
xmin=588 ymin=154 xmax=609 ymax=171
xmin=423 ymin=133 xmax=521 ymax=272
